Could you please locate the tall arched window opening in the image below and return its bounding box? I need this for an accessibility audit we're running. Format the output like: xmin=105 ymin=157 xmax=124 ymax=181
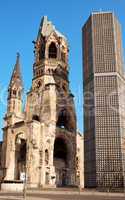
xmin=56 ymin=109 xmax=70 ymax=130
xmin=49 ymin=42 xmax=57 ymax=58
xmin=45 ymin=149 xmax=49 ymax=165
xmin=40 ymin=45 xmax=45 ymax=59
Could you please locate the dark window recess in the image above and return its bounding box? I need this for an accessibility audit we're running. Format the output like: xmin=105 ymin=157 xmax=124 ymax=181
xmin=37 ymin=81 xmax=42 ymax=88
xmin=54 ymin=138 xmax=67 ymax=161
xmin=56 ymin=109 xmax=70 ymax=130
xmin=45 ymin=149 xmax=49 ymax=165
xmin=15 ymin=138 xmax=26 ymax=180
xmin=32 ymin=115 xmax=40 ymax=122
xmin=40 ymin=45 xmax=45 ymax=59
xmin=13 ymin=90 xmax=17 ymax=96
xmin=19 ymin=142 xmax=26 ymax=162
xmin=62 ymin=85 xmax=66 ymax=91
xmin=49 ymin=42 xmax=57 ymax=58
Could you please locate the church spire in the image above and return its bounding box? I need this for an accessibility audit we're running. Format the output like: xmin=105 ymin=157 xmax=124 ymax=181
xmin=7 ymin=53 xmax=23 ymax=114
xmin=9 ymin=53 xmax=23 ymax=89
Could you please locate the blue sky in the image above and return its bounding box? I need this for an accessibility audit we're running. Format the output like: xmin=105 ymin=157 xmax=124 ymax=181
xmin=0 ymin=0 xmax=125 ymax=140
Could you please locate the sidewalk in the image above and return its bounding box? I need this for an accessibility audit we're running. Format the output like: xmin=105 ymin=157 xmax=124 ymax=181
xmin=0 ymin=189 xmax=125 ymax=197
xmin=28 ymin=189 xmax=125 ymax=197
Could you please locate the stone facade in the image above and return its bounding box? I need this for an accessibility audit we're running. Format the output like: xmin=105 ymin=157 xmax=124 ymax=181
xmin=76 ymin=133 xmax=84 ymax=188
xmin=1 ymin=16 xmax=84 ymax=188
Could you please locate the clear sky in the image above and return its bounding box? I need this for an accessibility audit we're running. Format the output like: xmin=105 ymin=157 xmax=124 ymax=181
xmin=0 ymin=0 xmax=125 ymax=140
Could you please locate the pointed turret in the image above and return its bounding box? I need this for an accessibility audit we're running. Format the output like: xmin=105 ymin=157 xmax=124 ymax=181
xmin=9 ymin=53 xmax=23 ymax=90
xmin=7 ymin=53 xmax=23 ymax=114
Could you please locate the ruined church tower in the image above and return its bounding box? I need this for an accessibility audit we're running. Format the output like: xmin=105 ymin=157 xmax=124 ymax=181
xmin=2 ymin=16 xmax=77 ymax=188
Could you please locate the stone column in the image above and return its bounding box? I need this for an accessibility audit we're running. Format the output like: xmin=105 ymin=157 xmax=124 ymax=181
xmin=27 ymin=121 xmax=40 ymax=188
xmin=49 ymin=137 xmax=56 ymax=187
xmin=48 ymin=84 xmax=56 ymax=187
xmin=4 ymin=131 xmax=16 ymax=180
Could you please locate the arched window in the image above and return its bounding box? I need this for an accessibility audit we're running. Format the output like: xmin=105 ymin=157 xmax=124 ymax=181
xmin=15 ymin=137 xmax=26 ymax=180
xmin=40 ymin=45 xmax=45 ymax=59
xmin=56 ymin=109 xmax=69 ymax=130
xmin=49 ymin=42 xmax=57 ymax=58
xmin=76 ymin=156 xmax=79 ymax=170
xmin=45 ymin=149 xmax=49 ymax=165
xmin=37 ymin=80 xmax=42 ymax=88
xmin=13 ymin=89 xmax=17 ymax=96
xmin=54 ymin=138 xmax=67 ymax=161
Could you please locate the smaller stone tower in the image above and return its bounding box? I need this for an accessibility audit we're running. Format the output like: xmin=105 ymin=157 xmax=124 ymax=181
xmin=2 ymin=53 xmax=24 ymax=181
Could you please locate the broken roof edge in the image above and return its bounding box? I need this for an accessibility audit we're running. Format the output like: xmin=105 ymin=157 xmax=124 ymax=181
xmin=37 ymin=16 xmax=67 ymax=41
